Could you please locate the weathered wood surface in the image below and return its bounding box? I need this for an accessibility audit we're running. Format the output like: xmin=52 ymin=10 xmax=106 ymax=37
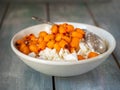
xmin=55 ymin=56 xmax=120 ymax=90
xmin=88 ymin=0 xmax=120 ymax=64
xmin=0 ymin=1 xmax=120 ymax=90
xmin=0 ymin=3 xmax=53 ymax=90
xmin=0 ymin=3 xmax=7 ymax=24
xmin=49 ymin=3 xmax=120 ymax=90
xmin=49 ymin=3 xmax=93 ymax=24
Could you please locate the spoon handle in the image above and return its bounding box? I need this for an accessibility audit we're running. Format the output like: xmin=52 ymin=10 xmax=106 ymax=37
xmin=32 ymin=16 xmax=54 ymax=25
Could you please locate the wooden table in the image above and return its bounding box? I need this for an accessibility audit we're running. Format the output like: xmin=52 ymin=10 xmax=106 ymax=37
xmin=0 ymin=0 xmax=120 ymax=90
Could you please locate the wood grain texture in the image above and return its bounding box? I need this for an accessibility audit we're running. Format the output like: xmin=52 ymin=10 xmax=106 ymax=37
xmin=87 ymin=0 xmax=120 ymax=64
xmin=0 ymin=3 xmax=7 ymax=25
xmin=0 ymin=0 xmax=109 ymax=3
xmin=49 ymin=3 xmax=94 ymax=24
xmin=49 ymin=3 xmax=120 ymax=90
xmin=55 ymin=56 xmax=120 ymax=90
xmin=0 ymin=3 xmax=52 ymax=90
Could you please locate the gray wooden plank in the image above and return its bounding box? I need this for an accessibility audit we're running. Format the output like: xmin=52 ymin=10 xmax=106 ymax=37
xmin=0 ymin=0 xmax=83 ymax=3
xmin=0 ymin=0 xmax=107 ymax=3
xmin=55 ymin=56 xmax=120 ymax=90
xmin=49 ymin=3 xmax=120 ymax=90
xmin=0 ymin=3 xmax=7 ymax=24
xmin=0 ymin=3 xmax=52 ymax=90
xmin=87 ymin=0 xmax=120 ymax=64
xmin=49 ymin=3 xmax=93 ymax=24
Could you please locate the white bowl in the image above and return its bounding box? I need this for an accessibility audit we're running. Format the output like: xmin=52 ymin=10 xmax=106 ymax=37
xmin=11 ymin=22 xmax=116 ymax=77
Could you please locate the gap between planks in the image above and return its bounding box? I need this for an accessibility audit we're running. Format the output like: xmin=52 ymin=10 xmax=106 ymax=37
xmin=0 ymin=2 xmax=10 ymax=30
xmin=83 ymin=0 xmax=120 ymax=69
xmin=46 ymin=3 xmax=56 ymax=90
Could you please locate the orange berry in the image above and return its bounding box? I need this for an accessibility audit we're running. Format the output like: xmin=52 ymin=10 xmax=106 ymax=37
xmin=54 ymin=42 xmax=61 ymax=52
xmin=70 ymin=37 xmax=80 ymax=48
xmin=39 ymin=31 xmax=48 ymax=37
xmin=44 ymin=34 xmax=51 ymax=42
xmin=51 ymin=24 xmax=58 ymax=34
xmin=59 ymin=25 xmax=66 ymax=34
xmin=47 ymin=40 xmax=55 ymax=49
xmin=69 ymin=47 xmax=75 ymax=53
xmin=62 ymin=23 xmax=68 ymax=27
xmin=49 ymin=34 xmax=55 ymax=40
xmin=75 ymin=28 xmax=85 ymax=35
xmin=88 ymin=52 xmax=99 ymax=58
xmin=66 ymin=25 xmax=74 ymax=32
xmin=16 ymin=39 xmax=24 ymax=45
xmin=28 ymin=34 xmax=37 ymax=41
xmin=55 ymin=34 xmax=63 ymax=42
xmin=62 ymin=36 xmax=71 ymax=43
xmin=29 ymin=44 xmax=38 ymax=54
xmin=38 ymin=41 xmax=46 ymax=50
xmin=19 ymin=43 xmax=30 ymax=54
xmin=59 ymin=40 xmax=68 ymax=48
xmin=71 ymin=31 xmax=83 ymax=39
xmin=38 ymin=37 xmax=43 ymax=43
xmin=77 ymin=55 xmax=85 ymax=60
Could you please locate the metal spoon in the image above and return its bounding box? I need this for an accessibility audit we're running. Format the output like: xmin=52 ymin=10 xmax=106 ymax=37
xmin=85 ymin=31 xmax=107 ymax=54
xmin=32 ymin=16 xmax=54 ymax=25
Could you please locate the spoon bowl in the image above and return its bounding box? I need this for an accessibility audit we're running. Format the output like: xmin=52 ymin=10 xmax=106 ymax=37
xmin=85 ymin=32 xmax=107 ymax=53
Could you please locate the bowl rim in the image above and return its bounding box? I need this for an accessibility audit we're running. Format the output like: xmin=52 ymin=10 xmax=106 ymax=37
xmin=11 ymin=22 xmax=116 ymax=65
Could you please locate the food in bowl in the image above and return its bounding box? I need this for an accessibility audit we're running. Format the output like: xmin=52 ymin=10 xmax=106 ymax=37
xmin=15 ymin=23 xmax=106 ymax=61
xmin=11 ymin=22 xmax=116 ymax=76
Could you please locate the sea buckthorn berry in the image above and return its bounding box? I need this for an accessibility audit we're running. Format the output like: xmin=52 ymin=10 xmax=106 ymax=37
xmin=16 ymin=39 xmax=24 ymax=45
xmin=77 ymin=55 xmax=85 ymax=60
xmin=38 ymin=37 xmax=43 ymax=43
xmin=69 ymin=47 xmax=75 ymax=53
xmin=38 ymin=41 xmax=46 ymax=50
xmin=51 ymin=24 xmax=58 ymax=34
xmin=59 ymin=25 xmax=66 ymax=34
xmin=71 ymin=31 xmax=83 ymax=39
xmin=49 ymin=34 xmax=55 ymax=40
xmin=70 ymin=37 xmax=80 ymax=48
xmin=39 ymin=31 xmax=48 ymax=37
xmin=29 ymin=44 xmax=38 ymax=54
xmin=28 ymin=34 xmax=37 ymax=41
xmin=54 ymin=42 xmax=61 ymax=52
xmin=88 ymin=52 xmax=99 ymax=58
xmin=75 ymin=28 xmax=85 ymax=35
xmin=55 ymin=34 xmax=63 ymax=42
xmin=66 ymin=25 xmax=74 ymax=32
xmin=62 ymin=36 xmax=71 ymax=43
xmin=76 ymin=46 xmax=80 ymax=52
xmin=62 ymin=23 xmax=68 ymax=27
xmin=19 ymin=43 xmax=30 ymax=54
xmin=59 ymin=40 xmax=68 ymax=48
xmin=44 ymin=34 xmax=51 ymax=42
xmin=28 ymin=39 xmax=38 ymax=45
xmin=47 ymin=40 xmax=55 ymax=49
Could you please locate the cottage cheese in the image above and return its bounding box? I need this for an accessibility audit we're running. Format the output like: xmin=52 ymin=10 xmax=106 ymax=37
xmin=28 ymin=41 xmax=94 ymax=61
